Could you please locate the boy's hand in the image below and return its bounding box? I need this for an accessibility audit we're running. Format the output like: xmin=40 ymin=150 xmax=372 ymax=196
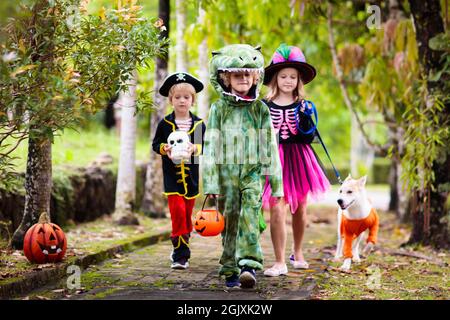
xmin=187 ymin=142 xmax=196 ymax=156
xmin=163 ymin=144 xmax=173 ymax=159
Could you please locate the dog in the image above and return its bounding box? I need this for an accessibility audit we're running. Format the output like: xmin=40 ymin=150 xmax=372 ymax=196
xmin=334 ymin=175 xmax=379 ymax=271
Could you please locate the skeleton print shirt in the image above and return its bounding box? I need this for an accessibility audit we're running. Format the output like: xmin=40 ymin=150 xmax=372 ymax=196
xmin=263 ymin=99 xmax=316 ymax=144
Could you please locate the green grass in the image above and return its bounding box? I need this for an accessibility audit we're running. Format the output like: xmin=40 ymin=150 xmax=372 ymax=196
xmin=312 ymin=211 xmax=450 ymax=300
xmin=7 ymin=124 xmax=151 ymax=172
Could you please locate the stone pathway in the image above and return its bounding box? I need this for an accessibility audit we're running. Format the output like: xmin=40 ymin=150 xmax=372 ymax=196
xmin=20 ymin=206 xmax=339 ymax=300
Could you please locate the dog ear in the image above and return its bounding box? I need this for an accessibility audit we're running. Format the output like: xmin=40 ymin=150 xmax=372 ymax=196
xmin=358 ymin=175 xmax=367 ymax=186
xmin=344 ymin=174 xmax=352 ymax=182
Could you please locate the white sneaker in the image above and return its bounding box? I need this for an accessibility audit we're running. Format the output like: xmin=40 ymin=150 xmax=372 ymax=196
xmin=171 ymin=259 xmax=189 ymax=269
xmin=289 ymin=254 xmax=309 ymax=269
xmin=290 ymin=260 xmax=309 ymax=269
xmin=263 ymin=264 xmax=288 ymax=277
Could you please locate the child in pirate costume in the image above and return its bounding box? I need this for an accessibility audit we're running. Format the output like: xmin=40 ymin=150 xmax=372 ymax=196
xmin=202 ymin=44 xmax=283 ymax=288
xmin=152 ymin=72 xmax=206 ymax=269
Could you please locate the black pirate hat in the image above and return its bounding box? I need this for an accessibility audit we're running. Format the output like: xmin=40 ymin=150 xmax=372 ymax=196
xmin=159 ymin=72 xmax=204 ymax=97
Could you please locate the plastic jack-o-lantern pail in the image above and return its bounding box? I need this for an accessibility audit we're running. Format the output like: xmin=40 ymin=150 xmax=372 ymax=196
xmin=193 ymin=197 xmax=224 ymax=237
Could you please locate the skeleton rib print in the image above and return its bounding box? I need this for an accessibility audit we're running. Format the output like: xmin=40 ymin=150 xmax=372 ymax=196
xmin=269 ymin=106 xmax=299 ymax=140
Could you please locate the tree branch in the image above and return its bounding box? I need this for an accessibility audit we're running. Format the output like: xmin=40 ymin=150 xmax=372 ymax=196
xmin=327 ymin=3 xmax=390 ymax=157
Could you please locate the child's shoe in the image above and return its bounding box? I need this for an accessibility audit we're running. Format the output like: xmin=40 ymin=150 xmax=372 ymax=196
xmin=263 ymin=264 xmax=288 ymax=277
xmin=289 ymin=254 xmax=309 ymax=269
xmin=171 ymin=257 xmax=189 ymax=269
xmin=239 ymin=267 xmax=256 ymax=288
xmin=225 ymin=274 xmax=240 ymax=288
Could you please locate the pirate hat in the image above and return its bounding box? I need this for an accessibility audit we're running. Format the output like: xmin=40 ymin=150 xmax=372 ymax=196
xmin=159 ymin=72 xmax=204 ymax=97
xmin=263 ymin=44 xmax=316 ymax=85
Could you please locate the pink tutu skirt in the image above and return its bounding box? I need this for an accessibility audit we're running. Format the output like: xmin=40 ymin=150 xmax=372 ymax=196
xmin=262 ymin=143 xmax=330 ymax=214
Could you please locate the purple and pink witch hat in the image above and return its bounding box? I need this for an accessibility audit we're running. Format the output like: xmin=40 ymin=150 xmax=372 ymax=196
xmin=263 ymin=43 xmax=316 ymax=85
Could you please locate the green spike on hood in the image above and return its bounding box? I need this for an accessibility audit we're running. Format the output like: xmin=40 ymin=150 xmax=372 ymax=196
xmin=209 ymin=44 xmax=264 ymax=106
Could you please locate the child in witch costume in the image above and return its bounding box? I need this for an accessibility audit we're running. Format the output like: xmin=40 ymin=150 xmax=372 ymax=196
xmin=261 ymin=44 xmax=330 ymax=277
xmin=152 ymin=72 xmax=206 ymax=269
xmin=202 ymin=44 xmax=283 ymax=288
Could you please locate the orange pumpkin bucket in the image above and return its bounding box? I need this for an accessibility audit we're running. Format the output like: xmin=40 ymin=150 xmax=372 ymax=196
xmin=194 ymin=197 xmax=224 ymax=237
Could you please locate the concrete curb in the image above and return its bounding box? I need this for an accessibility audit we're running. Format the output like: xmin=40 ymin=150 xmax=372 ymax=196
xmin=0 ymin=229 xmax=171 ymax=299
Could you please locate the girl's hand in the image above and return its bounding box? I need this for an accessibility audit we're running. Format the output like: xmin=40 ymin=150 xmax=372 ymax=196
xmin=273 ymin=197 xmax=284 ymax=204
xmin=207 ymin=194 xmax=219 ymax=199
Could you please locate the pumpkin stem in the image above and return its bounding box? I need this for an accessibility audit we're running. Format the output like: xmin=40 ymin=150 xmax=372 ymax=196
xmin=38 ymin=212 xmax=50 ymax=224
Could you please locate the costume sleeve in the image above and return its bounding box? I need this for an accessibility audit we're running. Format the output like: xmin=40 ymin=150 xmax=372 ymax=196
xmin=202 ymin=104 xmax=221 ymax=195
xmin=296 ymin=100 xmax=316 ymax=144
xmin=193 ymin=122 xmax=206 ymax=156
xmin=261 ymin=102 xmax=284 ymax=197
xmin=297 ymin=112 xmax=316 ymax=144
xmin=152 ymin=120 xmax=167 ymax=156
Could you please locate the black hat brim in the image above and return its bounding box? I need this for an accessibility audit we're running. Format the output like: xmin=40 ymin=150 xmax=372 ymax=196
xmin=263 ymin=62 xmax=316 ymax=85
xmin=159 ymin=73 xmax=204 ymax=97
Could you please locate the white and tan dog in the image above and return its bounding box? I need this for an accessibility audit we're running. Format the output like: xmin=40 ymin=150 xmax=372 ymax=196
xmin=334 ymin=175 xmax=379 ymax=271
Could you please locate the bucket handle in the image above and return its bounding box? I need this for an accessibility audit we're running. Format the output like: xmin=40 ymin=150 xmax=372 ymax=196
xmin=201 ymin=196 xmax=220 ymax=222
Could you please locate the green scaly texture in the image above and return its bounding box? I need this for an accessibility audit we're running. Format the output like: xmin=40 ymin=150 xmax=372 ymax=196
xmin=202 ymin=44 xmax=283 ymax=276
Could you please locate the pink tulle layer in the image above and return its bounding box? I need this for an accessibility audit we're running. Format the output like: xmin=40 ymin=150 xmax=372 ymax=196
xmin=263 ymin=143 xmax=330 ymax=214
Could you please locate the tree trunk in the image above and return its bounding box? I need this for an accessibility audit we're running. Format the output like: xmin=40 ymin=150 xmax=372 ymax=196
xmin=197 ymin=4 xmax=209 ymax=120
xmin=407 ymin=0 xmax=449 ymax=248
xmin=141 ymin=0 xmax=169 ymax=218
xmin=10 ymin=135 xmax=52 ymax=249
xmin=175 ymin=0 xmax=187 ymax=72
xmin=113 ymin=72 xmax=139 ymax=225
xmin=104 ymin=95 xmax=118 ymax=130
xmin=141 ymin=65 xmax=168 ymax=218
xmin=396 ymin=158 xmax=410 ymax=222
xmin=388 ymin=156 xmax=399 ymax=212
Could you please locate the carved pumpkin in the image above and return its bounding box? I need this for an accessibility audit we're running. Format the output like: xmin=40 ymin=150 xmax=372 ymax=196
xmin=23 ymin=212 xmax=67 ymax=264
xmin=194 ymin=198 xmax=225 ymax=237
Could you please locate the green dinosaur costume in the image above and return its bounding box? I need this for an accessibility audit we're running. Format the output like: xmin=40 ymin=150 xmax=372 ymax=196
xmin=202 ymin=44 xmax=283 ymax=276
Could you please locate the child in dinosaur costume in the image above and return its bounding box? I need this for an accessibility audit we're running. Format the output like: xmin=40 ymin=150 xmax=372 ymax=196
xmin=202 ymin=44 xmax=283 ymax=288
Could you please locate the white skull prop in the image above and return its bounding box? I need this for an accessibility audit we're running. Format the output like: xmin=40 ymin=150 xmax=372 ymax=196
xmin=167 ymin=131 xmax=191 ymax=163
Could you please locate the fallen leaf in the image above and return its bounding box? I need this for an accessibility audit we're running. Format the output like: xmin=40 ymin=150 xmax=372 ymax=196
xmin=52 ymin=289 xmax=65 ymax=293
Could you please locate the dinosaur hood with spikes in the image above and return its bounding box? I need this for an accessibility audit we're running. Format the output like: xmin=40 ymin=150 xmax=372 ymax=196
xmin=209 ymin=44 xmax=264 ymax=106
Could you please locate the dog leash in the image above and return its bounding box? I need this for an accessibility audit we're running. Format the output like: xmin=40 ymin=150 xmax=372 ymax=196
xmin=315 ymin=128 xmax=343 ymax=185
xmin=295 ymin=100 xmax=343 ymax=185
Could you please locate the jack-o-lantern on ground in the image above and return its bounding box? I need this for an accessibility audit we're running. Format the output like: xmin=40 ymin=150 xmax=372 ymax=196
xmin=23 ymin=212 xmax=67 ymax=264
xmin=194 ymin=197 xmax=224 ymax=237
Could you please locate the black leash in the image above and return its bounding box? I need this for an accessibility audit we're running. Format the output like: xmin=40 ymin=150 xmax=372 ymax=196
xmin=314 ymin=129 xmax=343 ymax=185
